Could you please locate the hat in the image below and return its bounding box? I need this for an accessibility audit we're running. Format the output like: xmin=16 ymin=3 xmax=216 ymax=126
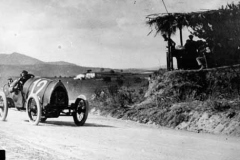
xmin=21 ymin=70 xmax=28 ymax=77
xmin=22 ymin=70 xmax=28 ymax=74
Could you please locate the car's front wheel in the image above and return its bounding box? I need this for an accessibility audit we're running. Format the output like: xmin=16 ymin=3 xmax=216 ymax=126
xmin=0 ymin=91 xmax=8 ymax=121
xmin=26 ymin=94 xmax=42 ymax=125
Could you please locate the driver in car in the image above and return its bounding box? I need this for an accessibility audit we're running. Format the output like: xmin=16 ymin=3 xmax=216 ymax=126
xmin=9 ymin=70 xmax=34 ymax=93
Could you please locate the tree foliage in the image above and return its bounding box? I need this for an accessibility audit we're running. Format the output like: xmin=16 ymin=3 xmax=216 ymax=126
xmin=147 ymin=2 xmax=240 ymax=67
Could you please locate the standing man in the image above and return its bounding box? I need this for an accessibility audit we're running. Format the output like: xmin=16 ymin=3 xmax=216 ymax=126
xmin=163 ymin=34 xmax=176 ymax=70
xmin=183 ymin=35 xmax=198 ymax=69
xmin=163 ymin=34 xmax=176 ymax=50
xmin=184 ymin=35 xmax=197 ymax=56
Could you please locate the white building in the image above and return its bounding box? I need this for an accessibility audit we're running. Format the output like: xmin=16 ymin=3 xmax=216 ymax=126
xmin=74 ymin=74 xmax=85 ymax=80
xmin=85 ymin=73 xmax=95 ymax=79
xmin=74 ymin=72 xmax=96 ymax=80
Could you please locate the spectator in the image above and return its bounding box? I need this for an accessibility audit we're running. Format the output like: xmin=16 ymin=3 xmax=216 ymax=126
xmin=163 ymin=34 xmax=176 ymax=51
xmin=184 ymin=35 xmax=197 ymax=57
xmin=196 ymin=44 xmax=211 ymax=70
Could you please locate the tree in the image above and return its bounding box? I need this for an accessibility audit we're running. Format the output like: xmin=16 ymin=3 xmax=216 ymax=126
xmin=147 ymin=2 xmax=240 ymax=67
xmin=110 ymin=70 xmax=115 ymax=74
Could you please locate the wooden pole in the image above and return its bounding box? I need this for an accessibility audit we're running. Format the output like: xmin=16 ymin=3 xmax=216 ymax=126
xmin=167 ymin=43 xmax=170 ymax=70
xmin=179 ymin=26 xmax=183 ymax=46
xmin=168 ymin=32 xmax=173 ymax=70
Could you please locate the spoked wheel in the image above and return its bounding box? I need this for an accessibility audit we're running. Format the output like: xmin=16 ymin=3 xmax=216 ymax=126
xmin=73 ymin=98 xmax=89 ymax=126
xmin=26 ymin=94 xmax=41 ymax=125
xmin=0 ymin=91 xmax=8 ymax=121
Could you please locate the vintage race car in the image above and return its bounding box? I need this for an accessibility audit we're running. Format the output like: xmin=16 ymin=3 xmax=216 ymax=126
xmin=0 ymin=77 xmax=89 ymax=126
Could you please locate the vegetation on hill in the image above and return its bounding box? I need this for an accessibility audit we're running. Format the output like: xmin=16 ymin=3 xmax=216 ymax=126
xmin=0 ymin=52 xmax=153 ymax=79
xmin=0 ymin=64 xmax=101 ymax=78
xmin=0 ymin=52 xmax=43 ymax=65
xmin=91 ymin=67 xmax=240 ymax=136
xmin=0 ymin=52 xmax=107 ymax=78
xmin=147 ymin=2 xmax=240 ymax=67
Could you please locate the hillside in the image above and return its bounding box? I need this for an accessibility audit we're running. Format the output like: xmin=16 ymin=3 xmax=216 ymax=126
xmin=0 ymin=64 xmax=101 ymax=78
xmin=0 ymin=53 xmax=103 ymax=78
xmin=0 ymin=52 xmax=156 ymax=79
xmin=46 ymin=61 xmax=78 ymax=66
xmin=0 ymin=52 xmax=43 ymax=65
xmin=91 ymin=66 xmax=240 ymax=136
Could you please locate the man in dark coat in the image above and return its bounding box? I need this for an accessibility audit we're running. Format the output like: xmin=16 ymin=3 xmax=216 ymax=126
xmin=9 ymin=70 xmax=34 ymax=93
xmin=184 ymin=35 xmax=197 ymax=56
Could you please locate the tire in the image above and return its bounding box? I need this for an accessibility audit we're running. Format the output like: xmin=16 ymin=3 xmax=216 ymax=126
xmin=7 ymin=98 xmax=15 ymax=108
xmin=73 ymin=98 xmax=89 ymax=126
xmin=0 ymin=91 xmax=8 ymax=121
xmin=26 ymin=94 xmax=41 ymax=125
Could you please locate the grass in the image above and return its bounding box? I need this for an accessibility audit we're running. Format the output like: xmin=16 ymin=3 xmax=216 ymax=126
xmin=90 ymin=66 xmax=240 ymax=136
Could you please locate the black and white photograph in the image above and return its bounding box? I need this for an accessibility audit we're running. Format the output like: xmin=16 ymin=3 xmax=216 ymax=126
xmin=0 ymin=0 xmax=240 ymax=159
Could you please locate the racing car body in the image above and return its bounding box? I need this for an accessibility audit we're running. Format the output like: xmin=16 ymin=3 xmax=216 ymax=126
xmin=0 ymin=77 xmax=89 ymax=126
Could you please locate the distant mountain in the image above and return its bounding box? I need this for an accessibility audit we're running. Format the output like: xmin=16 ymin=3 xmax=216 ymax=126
xmin=120 ymin=66 xmax=167 ymax=73
xmin=46 ymin=61 xmax=77 ymax=66
xmin=0 ymin=52 xmax=157 ymax=79
xmin=0 ymin=52 xmax=43 ymax=65
xmin=0 ymin=52 xmax=102 ymax=78
xmin=0 ymin=64 xmax=103 ymax=77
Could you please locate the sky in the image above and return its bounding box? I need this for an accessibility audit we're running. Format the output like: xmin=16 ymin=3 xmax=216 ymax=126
xmin=0 ymin=0 xmax=239 ymax=69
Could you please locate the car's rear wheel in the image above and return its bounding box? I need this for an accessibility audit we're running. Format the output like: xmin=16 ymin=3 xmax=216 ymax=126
xmin=0 ymin=91 xmax=8 ymax=121
xmin=73 ymin=98 xmax=88 ymax=126
xmin=26 ymin=94 xmax=41 ymax=125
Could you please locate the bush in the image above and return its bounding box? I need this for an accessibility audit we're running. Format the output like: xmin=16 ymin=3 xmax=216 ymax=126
xmin=93 ymin=84 xmax=146 ymax=109
xmin=134 ymin=77 xmax=142 ymax=83
xmin=103 ymin=77 xmax=111 ymax=82
xmin=116 ymin=76 xmax=124 ymax=86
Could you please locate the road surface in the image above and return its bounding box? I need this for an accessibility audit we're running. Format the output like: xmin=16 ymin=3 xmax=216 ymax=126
xmin=0 ymin=109 xmax=240 ymax=160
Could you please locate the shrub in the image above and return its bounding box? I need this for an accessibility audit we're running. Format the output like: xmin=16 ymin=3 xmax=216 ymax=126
xmin=93 ymin=84 xmax=146 ymax=109
xmin=134 ymin=77 xmax=142 ymax=83
xmin=116 ymin=76 xmax=124 ymax=86
xmin=103 ymin=77 xmax=111 ymax=82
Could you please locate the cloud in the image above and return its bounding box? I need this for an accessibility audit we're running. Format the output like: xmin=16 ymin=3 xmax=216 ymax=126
xmin=0 ymin=0 xmax=238 ymax=69
xmin=164 ymin=0 xmax=240 ymax=13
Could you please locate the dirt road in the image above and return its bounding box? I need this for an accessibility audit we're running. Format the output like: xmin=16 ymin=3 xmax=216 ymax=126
xmin=1 ymin=109 xmax=240 ymax=160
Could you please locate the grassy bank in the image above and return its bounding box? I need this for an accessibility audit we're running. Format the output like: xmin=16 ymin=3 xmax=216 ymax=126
xmin=91 ymin=66 xmax=240 ymax=136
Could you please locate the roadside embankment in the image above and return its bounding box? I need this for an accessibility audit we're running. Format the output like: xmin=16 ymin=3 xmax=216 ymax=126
xmin=91 ymin=65 xmax=240 ymax=136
